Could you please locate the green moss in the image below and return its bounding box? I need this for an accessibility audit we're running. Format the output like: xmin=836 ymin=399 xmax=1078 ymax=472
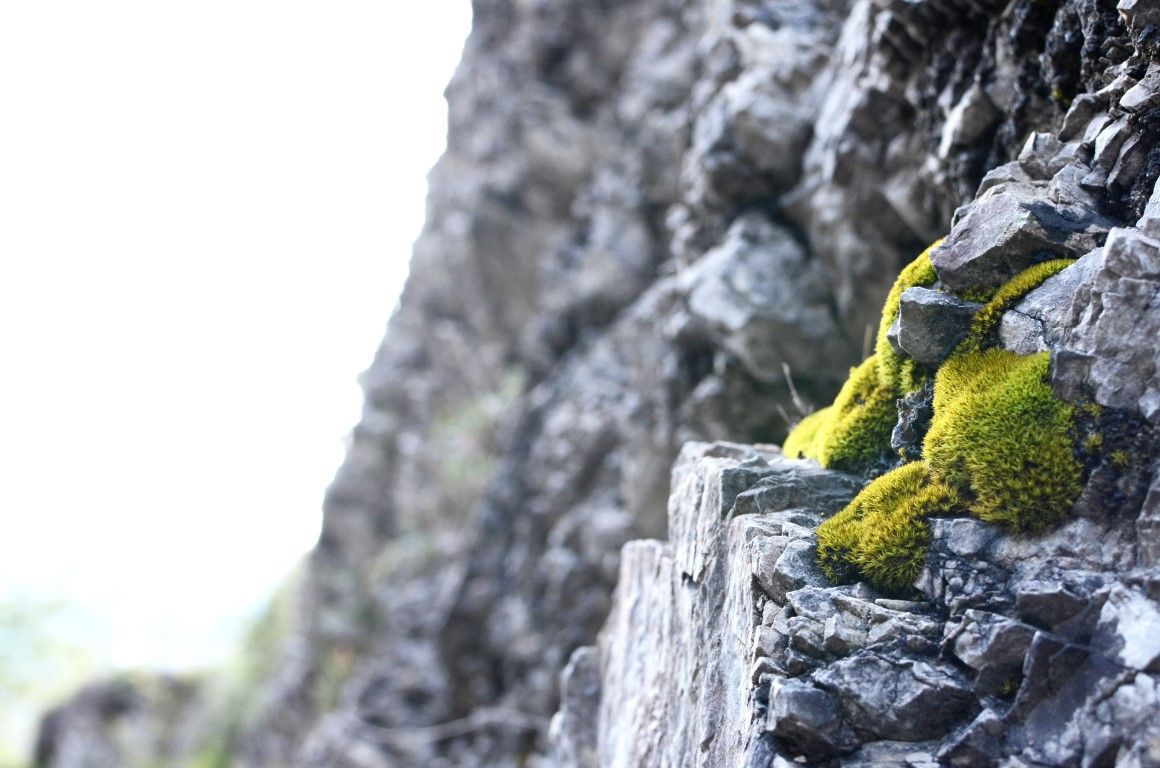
xmin=785 ymin=241 xmax=1087 ymax=590
xmin=1081 ymin=402 xmax=1103 ymax=418
xmin=1083 ymin=432 xmax=1104 ymax=453
xmin=962 ymin=285 xmax=999 ymax=303
xmin=783 ymin=356 xmax=898 ymax=474
xmin=817 ymin=462 xmax=959 ymax=592
xmin=783 ymin=406 xmax=831 ymax=461
xmin=783 ymin=243 xmax=944 ymax=473
xmin=960 ymin=259 xmax=1075 ymax=352
xmin=876 ymin=241 xmax=941 ymax=391
xmin=1111 ymin=449 xmax=1131 ymax=468
xmin=925 ymin=349 xmax=1082 ymax=531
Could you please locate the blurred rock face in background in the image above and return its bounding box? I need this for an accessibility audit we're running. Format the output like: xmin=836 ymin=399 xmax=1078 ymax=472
xmin=35 ymin=0 xmax=1160 ymax=766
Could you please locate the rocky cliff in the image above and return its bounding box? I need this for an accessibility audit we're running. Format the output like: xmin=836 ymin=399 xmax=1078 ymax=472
xmin=36 ymin=0 xmax=1160 ymax=766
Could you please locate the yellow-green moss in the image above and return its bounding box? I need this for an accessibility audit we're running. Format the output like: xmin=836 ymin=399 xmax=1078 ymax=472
xmin=1081 ymin=402 xmax=1104 ymax=418
xmin=876 ymin=241 xmax=941 ymax=391
xmin=817 ymin=462 xmax=959 ymax=592
xmin=925 ymin=349 xmax=1082 ymax=531
xmin=785 ymin=241 xmax=1087 ymax=591
xmin=961 ymin=259 xmax=1075 ymax=352
xmin=783 ymin=406 xmax=831 ymax=461
xmin=783 ymin=356 xmax=898 ymax=474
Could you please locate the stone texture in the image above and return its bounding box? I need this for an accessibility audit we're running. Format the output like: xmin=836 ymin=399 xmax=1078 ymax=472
xmin=766 ymin=677 xmax=859 ymax=757
xmin=813 ymin=653 xmax=977 ymax=741
xmin=556 ymin=447 xmax=1160 ymax=768
xmin=999 ymin=248 xmax=1102 ymax=354
xmin=947 ymin=609 xmax=1037 ymax=694
xmin=1053 ymin=225 xmax=1160 ymax=423
xmin=931 ymin=179 xmax=1115 ymax=291
xmin=35 ymin=0 xmax=1160 ymax=767
xmin=1093 ymin=585 xmax=1160 ymax=672
xmin=897 ymin=288 xmax=981 ymax=364
xmin=548 ymin=648 xmax=600 ymax=768
xmin=681 ymin=211 xmax=851 ymax=385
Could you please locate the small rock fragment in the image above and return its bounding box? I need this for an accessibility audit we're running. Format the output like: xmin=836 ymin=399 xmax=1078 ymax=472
xmin=1121 ymin=76 xmax=1158 ymax=112
xmin=948 ymin=610 xmax=1036 ymax=694
xmin=936 ymin=708 xmax=1005 ymax=768
xmin=766 ymin=677 xmax=860 ymax=757
xmin=897 ymin=287 xmax=981 ymax=364
xmin=759 ymin=537 xmax=831 ymax=602
xmin=892 ymin=385 xmax=934 ymax=462
xmin=1093 ymin=585 xmax=1160 ymax=671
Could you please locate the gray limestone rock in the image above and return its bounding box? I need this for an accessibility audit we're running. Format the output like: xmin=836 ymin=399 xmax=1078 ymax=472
xmin=766 ymin=677 xmax=860 ymax=757
xmin=1120 ymin=64 xmax=1160 ymax=113
xmin=813 ymin=652 xmax=978 ymax=741
xmin=1093 ymin=585 xmax=1160 ymax=672
xmin=998 ymin=248 xmax=1102 ymax=354
xmin=1138 ymin=473 xmax=1160 ymax=568
xmin=947 ymin=610 xmax=1036 ymax=694
xmin=548 ymin=648 xmax=600 ymax=768
xmin=935 ymin=708 xmax=1006 ymax=768
xmin=760 ymin=536 xmax=831 ymax=603
xmin=931 ymin=180 xmax=1115 ymax=291
xmin=1053 ymin=225 xmax=1160 ymax=422
xmin=897 ymin=287 xmax=981 ymax=364
xmin=1015 ymin=579 xmax=1091 ymax=630
xmin=682 ymin=212 xmax=853 ymax=385
xmin=938 ymin=84 xmax=1001 ymax=160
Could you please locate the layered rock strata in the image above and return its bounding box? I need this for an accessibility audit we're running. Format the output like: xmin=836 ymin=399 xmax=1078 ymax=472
xmin=552 ymin=442 xmax=1160 ymax=767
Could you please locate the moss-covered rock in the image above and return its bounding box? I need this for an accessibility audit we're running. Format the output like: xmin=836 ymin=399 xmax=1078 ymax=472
xmin=959 ymin=259 xmax=1075 ymax=353
xmin=786 ymin=243 xmax=1087 ymax=591
xmin=925 ymin=349 xmax=1082 ymax=531
xmin=783 ymin=243 xmax=943 ymax=475
xmin=817 ymin=462 xmax=959 ymax=592
xmin=783 ymin=356 xmax=898 ymax=474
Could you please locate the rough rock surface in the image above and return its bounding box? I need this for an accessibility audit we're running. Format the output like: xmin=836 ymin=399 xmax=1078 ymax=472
xmin=897 ymin=288 xmax=982 ymax=364
xmin=35 ymin=0 xmax=1160 ymax=766
xmin=552 ymin=444 xmax=1160 ymax=767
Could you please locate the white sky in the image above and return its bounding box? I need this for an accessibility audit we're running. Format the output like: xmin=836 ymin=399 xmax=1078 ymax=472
xmin=0 ymin=2 xmax=472 ymax=672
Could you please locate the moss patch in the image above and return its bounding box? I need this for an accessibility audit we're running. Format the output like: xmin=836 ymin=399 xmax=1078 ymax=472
xmin=783 ymin=243 xmax=942 ymax=475
xmin=785 ymin=243 xmax=1087 ymax=591
xmin=782 ymin=406 xmax=831 ymax=461
xmin=925 ymin=349 xmax=1082 ymax=531
xmin=784 ymin=356 xmax=898 ymax=474
xmin=817 ymin=462 xmax=959 ymax=592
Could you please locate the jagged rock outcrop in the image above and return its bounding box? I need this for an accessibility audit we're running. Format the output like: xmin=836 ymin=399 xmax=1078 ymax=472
xmin=552 ymin=441 xmax=1160 ymax=767
xmin=35 ymin=0 xmax=1160 ymax=766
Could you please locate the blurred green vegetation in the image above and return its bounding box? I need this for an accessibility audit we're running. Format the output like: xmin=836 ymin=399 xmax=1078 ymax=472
xmin=0 ymin=597 xmax=104 ymax=767
xmin=429 ymin=368 xmax=524 ymax=528
xmin=0 ymin=569 xmax=301 ymax=768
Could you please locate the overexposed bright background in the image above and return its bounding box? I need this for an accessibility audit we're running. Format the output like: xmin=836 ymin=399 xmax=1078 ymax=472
xmin=0 ymin=0 xmax=471 ymax=757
